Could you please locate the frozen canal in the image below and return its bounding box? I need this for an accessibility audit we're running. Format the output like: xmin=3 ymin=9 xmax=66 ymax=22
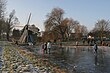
xmin=37 ymin=46 xmax=110 ymax=73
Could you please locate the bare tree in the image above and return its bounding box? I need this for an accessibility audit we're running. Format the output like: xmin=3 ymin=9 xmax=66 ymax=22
xmin=94 ymin=19 xmax=110 ymax=40
xmin=0 ymin=0 xmax=6 ymax=38
xmin=44 ymin=8 xmax=66 ymax=41
xmin=73 ymin=23 xmax=88 ymax=40
xmin=44 ymin=8 xmax=64 ymax=31
xmin=0 ymin=0 xmax=6 ymax=18
xmin=66 ymin=18 xmax=79 ymax=38
xmin=74 ymin=24 xmax=81 ymax=33
xmin=44 ymin=8 xmax=79 ymax=41
xmin=5 ymin=10 xmax=19 ymax=40
xmin=80 ymin=25 xmax=88 ymax=36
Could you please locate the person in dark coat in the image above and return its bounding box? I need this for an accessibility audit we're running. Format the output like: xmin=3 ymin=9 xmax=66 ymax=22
xmin=93 ymin=43 xmax=98 ymax=54
xmin=44 ymin=42 xmax=47 ymax=54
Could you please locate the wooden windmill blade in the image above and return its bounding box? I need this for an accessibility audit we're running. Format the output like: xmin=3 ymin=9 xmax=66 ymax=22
xmin=26 ymin=13 xmax=31 ymax=43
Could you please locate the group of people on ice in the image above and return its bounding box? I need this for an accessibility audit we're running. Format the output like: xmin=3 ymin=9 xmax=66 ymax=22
xmin=42 ymin=41 xmax=52 ymax=54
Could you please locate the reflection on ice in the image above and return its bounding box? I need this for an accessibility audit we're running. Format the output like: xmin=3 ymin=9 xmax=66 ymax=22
xmin=39 ymin=46 xmax=110 ymax=73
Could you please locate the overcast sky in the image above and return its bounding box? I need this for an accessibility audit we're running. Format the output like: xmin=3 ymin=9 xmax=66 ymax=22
xmin=7 ymin=0 xmax=110 ymax=31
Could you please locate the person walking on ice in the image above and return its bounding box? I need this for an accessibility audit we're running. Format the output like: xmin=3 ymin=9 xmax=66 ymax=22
xmin=43 ymin=42 xmax=47 ymax=54
xmin=41 ymin=43 xmax=44 ymax=53
xmin=93 ymin=42 xmax=98 ymax=54
xmin=47 ymin=41 xmax=52 ymax=54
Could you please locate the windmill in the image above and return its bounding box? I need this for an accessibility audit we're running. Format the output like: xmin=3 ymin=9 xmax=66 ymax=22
xmin=19 ymin=13 xmax=32 ymax=45
xmin=19 ymin=13 xmax=39 ymax=45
